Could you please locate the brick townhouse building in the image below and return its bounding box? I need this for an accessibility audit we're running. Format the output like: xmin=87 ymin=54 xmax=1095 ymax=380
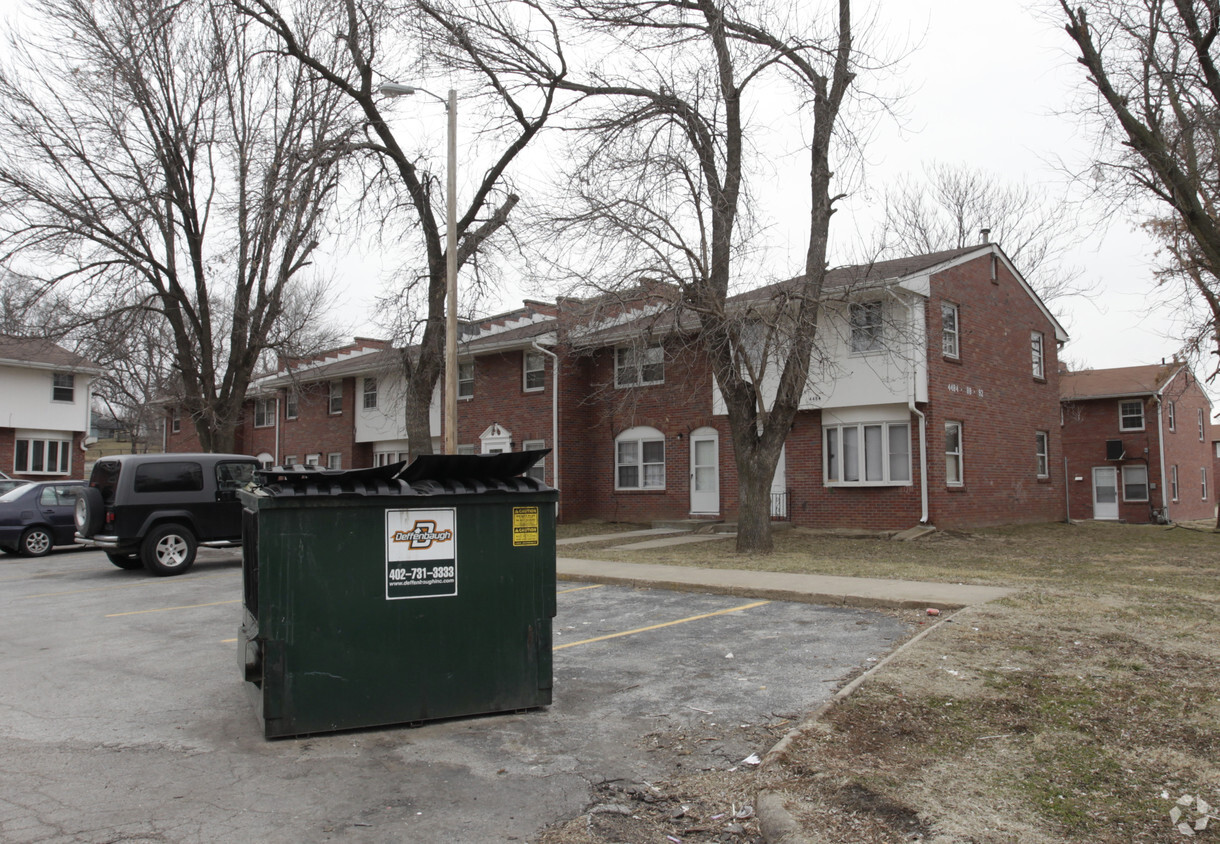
xmin=165 ymin=242 xmax=1069 ymax=531
xmin=1060 ymin=362 xmax=1214 ymax=523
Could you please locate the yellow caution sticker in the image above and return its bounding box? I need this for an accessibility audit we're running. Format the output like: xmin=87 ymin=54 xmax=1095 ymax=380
xmin=513 ymin=506 xmax=540 ymax=547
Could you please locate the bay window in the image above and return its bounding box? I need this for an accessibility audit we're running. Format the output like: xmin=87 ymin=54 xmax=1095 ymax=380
xmin=824 ymin=421 xmax=911 ymax=485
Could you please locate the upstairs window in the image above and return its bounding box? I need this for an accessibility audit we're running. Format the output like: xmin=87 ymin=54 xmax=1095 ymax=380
xmin=1167 ymin=401 xmax=1176 ymax=431
xmin=170 ymin=407 xmax=181 ymax=433
xmin=458 ymin=361 xmax=474 ymax=399
xmin=363 ymin=377 xmax=378 ymax=410
xmin=615 ymin=345 xmax=664 ymax=387
xmin=285 ymin=391 xmax=298 ymax=420
xmin=52 ymin=373 xmax=75 ymax=402
xmin=1171 ymin=465 xmax=1180 ymax=501
xmin=1031 ymin=332 xmax=1045 ymax=379
xmin=941 ymin=303 xmax=960 ymax=358
xmin=328 ymin=381 xmax=343 ymax=415
xmin=523 ymin=351 xmax=546 ymax=392
xmin=254 ymin=398 xmax=274 ymax=428
xmin=849 ymin=301 xmax=883 ymax=353
xmin=1119 ymin=400 xmax=1144 ymax=431
xmin=1200 ymin=408 xmax=1207 ymax=442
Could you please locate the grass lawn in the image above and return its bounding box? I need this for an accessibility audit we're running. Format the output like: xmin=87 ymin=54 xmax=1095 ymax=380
xmin=552 ymin=519 xmax=1220 ymax=843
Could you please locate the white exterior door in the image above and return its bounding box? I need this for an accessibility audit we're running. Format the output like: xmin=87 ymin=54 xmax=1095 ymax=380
xmin=1092 ymin=467 xmax=1119 ymax=520
xmin=771 ymin=445 xmax=788 ymax=519
xmin=690 ymin=428 xmax=719 ymax=514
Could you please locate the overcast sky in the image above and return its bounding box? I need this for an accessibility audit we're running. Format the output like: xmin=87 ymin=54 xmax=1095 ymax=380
xmin=0 ymin=0 xmax=1210 ymax=399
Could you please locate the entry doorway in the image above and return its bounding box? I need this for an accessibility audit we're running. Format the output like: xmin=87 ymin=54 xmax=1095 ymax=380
xmin=1092 ymin=466 xmax=1119 ymax=520
xmin=689 ymin=427 xmax=719 ymax=515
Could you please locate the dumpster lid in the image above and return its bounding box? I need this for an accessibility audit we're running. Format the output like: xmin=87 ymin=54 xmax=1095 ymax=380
xmin=251 ymin=450 xmax=552 ymax=497
xmin=398 ymin=450 xmax=548 ymax=484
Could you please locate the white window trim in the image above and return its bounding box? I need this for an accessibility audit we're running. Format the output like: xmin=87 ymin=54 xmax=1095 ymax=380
xmin=52 ymin=372 xmax=75 ymax=403
xmin=523 ymin=352 xmax=546 ymax=392
xmin=523 ymin=438 xmax=546 ymax=482
xmin=1118 ymin=400 xmax=1145 ymax=432
xmin=328 ymin=381 xmax=343 ymax=415
xmin=615 ymin=426 xmax=666 ymax=490
xmin=13 ymin=436 xmax=72 ymax=475
xmin=941 ymin=302 xmax=959 ymax=359
xmin=170 ymin=407 xmax=181 ymax=433
xmin=458 ymin=360 xmax=474 ymax=400
xmin=614 ymin=345 xmax=665 ymax=388
xmin=1031 ymin=331 xmax=1045 ymax=380
xmin=823 ymin=421 xmax=912 ymax=487
xmin=1203 ymin=466 xmax=1209 ymax=501
xmin=1121 ymin=464 xmax=1149 ymax=502
xmin=305 ymin=453 xmax=321 ymax=467
xmin=285 ymin=391 xmax=298 ymax=420
xmin=1167 ymin=401 xmax=1176 ymax=431
xmin=849 ymin=300 xmax=884 ymax=355
xmin=1035 ymin=431 xmax=1049 ymax=478
xmin=945 ymin=421 xmax=964 ymax=487
xmin=254 ymin=397 xmax=274 ymax=429
xmin=1171 ymin=465 xmax=1179 ymax=501
xmin=363 ymin=377 xmax=378 ymax=410
xmin=284 ymin=455 xmax=297 ymax=467
xmin=327 ymin=453 xmax=342 ymax=469
xmin=1200 ymin=409 xmax=1206 ymax=442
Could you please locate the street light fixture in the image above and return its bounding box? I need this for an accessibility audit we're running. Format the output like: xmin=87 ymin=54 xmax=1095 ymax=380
xmin=378 ymin=82 xmax=459 ymax=455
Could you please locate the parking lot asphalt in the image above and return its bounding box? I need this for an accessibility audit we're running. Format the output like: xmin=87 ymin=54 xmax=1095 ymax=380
xmin=1 ymin=547 xmax=912 ymax=843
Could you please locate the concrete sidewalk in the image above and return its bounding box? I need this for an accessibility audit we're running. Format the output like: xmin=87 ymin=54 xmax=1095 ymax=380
xmin=557 ymin=557 xmax=1015 ymax=610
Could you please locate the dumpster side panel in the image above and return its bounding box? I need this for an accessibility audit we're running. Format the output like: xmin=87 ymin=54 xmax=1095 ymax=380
xmin=245 ymin=490 xmax=556 ymax=738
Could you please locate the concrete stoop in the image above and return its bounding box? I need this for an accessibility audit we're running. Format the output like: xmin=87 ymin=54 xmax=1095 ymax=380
xmin=650 ymin=518 xmax=724 ymax=532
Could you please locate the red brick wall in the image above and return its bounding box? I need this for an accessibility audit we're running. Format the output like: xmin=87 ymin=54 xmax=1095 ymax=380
xmin=275 ymin=379 xmax=358 ymax=467
xmin=456 ymin=350 xmax=556 ymax=470
xmin=1063 ymin=369 xmax=1214 ymax=523
xmin=920 ymin=254 xmax=1067 ymax=528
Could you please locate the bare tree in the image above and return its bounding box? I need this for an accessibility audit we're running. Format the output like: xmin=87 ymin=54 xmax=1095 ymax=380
xmin=0 ymin=0 xmax=352 ymax=452
xmin=878 ymin=162 xmax=1088 ymax=305
xmin=1061 ymin=0 xmax=1220 ymax=381
xmin=526 ymin=0 xmax=855 ymax=553
xmin=235 ymin=0 xmax=567 ymax=458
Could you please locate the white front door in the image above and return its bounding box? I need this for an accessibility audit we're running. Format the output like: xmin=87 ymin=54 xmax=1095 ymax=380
xmin=1092 ymin=467 xmax=1119 ymax=520
xmin=771 ymin=445 xmax=787 ymax=519
xmin=690 ymin=428 xmax=719 ymax=514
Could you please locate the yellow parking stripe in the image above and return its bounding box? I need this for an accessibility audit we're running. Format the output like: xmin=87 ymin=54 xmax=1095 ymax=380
xmin=22 ymin=572 xmax=237 ymax=599
xmin=106 ymin=599 xmax=240 ymax=617
xmin=554 ymin=600 xmax=770 ymax=651
xmin=557 ymin=584 xmax=604 ymax=594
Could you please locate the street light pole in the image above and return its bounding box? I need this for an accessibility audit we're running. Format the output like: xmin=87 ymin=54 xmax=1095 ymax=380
xmin=378 ymin=83 xmax=459 ymax=455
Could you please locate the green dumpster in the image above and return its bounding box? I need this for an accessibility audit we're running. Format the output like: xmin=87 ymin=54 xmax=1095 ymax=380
xmin=237 ymin=452 xmax=556 ymax=738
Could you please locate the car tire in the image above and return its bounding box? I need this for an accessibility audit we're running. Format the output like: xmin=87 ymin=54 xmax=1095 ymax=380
xmin=141 ymin=523 xmax=198 ymax=576
xmin=19 ymin=526 xmax=53 ymax=557
xmin=106 ymin=551 xmax=143 ymax=570
xmin=75 ymin=487 xmax=105 ymax=536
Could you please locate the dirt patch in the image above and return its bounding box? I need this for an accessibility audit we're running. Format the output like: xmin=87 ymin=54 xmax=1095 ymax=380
xmin=549 ymin=520 xmax=1220 ymax=843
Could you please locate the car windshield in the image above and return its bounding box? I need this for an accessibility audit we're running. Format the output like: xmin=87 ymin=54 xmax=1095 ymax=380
xmin=0 ymin=483 xmax=35 ymax=503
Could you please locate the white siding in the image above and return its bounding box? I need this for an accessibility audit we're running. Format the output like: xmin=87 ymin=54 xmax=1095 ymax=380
xmin=0 ymin=363 xmax=93 ymax=433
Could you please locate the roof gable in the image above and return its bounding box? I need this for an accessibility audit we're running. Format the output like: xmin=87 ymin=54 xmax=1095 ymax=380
xmin=0 ymin=334 xmax=102 ymax=372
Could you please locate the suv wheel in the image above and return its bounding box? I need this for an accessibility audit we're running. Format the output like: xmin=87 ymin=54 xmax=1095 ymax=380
xmin=19 ymin=526 xmax=53 ymax=557
xmin=141 ymin=524 xmax=198 ymax=576
xmin=75 ymin=487 xmax=105 ymax=536
xmin=106 ymin=551 xmax=143 ymax=570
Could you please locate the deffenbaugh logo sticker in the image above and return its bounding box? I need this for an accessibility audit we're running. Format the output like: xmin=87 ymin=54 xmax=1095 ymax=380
xmin=386 ymin=508 xmax=457 ymax=562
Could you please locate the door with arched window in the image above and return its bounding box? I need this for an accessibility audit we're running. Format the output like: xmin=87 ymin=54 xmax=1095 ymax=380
xmin=689 ymin=427 xmax=719 ymax=514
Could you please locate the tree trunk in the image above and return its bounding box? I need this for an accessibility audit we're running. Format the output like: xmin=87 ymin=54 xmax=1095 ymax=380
xmin=734 ymin=454 xmax=776 ymax=553
xmin=404 ymin=380 xmax=435 ymax=460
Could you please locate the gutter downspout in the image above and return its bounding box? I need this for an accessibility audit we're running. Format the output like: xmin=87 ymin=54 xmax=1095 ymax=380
xmin=275 ymin=396 xmax=281 ymax=467
xmin=1154 ymin=394 xmax=1169 ymax=522
xmin=531 ymin=340 xmax=560 ymax=519
xmin=904 ymin=294 xmax=930 ymax=525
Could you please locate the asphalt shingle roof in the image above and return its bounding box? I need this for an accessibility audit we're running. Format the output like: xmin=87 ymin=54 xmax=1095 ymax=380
xmin=0 ymin=334 xmax=100 ymax=370
xmin=1059 ymin=363 xmax=1181 ymax=400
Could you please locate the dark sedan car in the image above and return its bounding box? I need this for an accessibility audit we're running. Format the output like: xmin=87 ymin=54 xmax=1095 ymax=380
xmin=0 ymin=481 xmax=86 ymax=557
xmin=0 ymin=470 xmax=24 ymax=496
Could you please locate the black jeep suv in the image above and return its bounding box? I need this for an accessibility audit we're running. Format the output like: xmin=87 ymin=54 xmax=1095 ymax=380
xmin=75 ymin=453 xmax=258 ymax=575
